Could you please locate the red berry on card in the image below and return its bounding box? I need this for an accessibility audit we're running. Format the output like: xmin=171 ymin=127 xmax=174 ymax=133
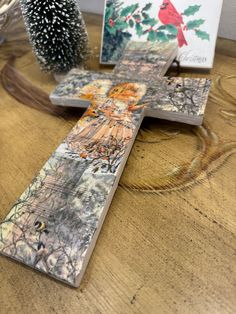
xmin=109 ymin=19 xmax=115 ymax=27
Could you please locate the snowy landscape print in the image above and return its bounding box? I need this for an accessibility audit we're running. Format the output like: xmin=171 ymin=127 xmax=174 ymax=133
xmin=101 ymin=0 xmax=223 ymax=68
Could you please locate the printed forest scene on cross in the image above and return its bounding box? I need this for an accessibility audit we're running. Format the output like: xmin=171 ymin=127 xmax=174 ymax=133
xmin=0 ymin=41 xmax=211 ymax=287
xmin=101 ymin=0 xmax=223 ymax=68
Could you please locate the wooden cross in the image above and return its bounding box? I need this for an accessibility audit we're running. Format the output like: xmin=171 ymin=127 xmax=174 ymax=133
xmin=0 ymin=41 xmax=211 ymax=287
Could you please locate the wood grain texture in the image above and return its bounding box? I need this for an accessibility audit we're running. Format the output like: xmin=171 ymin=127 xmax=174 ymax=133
xmin=0 ymin=13 xmax=235 ymax=314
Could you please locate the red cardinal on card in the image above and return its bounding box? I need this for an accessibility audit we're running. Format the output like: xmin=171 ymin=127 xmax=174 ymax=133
xmin=158 ymin=0 xmax=187 ymax=47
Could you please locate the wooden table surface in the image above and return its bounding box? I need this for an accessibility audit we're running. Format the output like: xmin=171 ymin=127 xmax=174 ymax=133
xmin=0 ymin=13 xmax=236 ymax=314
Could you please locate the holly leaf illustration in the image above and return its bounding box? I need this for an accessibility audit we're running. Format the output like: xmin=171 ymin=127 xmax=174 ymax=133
xmin=156 ymin=31 xmax=169 ymax=42
xmin=133 ymin=14 xmax=141 ymax=20
xmin=157 ymin=25 xmax=167 ymax=30
xmin=142 ymin=12 xmax=149 ymax=19
xmin=120 ymin=4 xmax=139 ymax=17
xmin=142 ymin=3 xmax=152 ymax=11
xmin=167 ymin=34 xmax=177 ymax=40
xmin=129 ymin=19 xmax=134 ymax=28
xmin=107 ymin=27 xmax=117 ymax=35
xmin=135 ymin=23 xmax=143 ymax=36
xmin=165 ymin=24 xmax=178 ymax=35
xmin=105 ymin=6 xmax=114 ymax=22
xmin=187 ymin=19 xmax=205 ymax=30
xmin=148 ymin=30 xmax=156 ymax=42
xmin=157 ymin=24 xmax=177 ymax=35
xmin=115 ymin=20 xmax=128 ymax=30
xmin=195 ymin=30 xmax=210 ymax=41
xmin=183 ymin=5 xmax=201 ymax=16
xmin=142 ymin=18 xmax=157 ymax=27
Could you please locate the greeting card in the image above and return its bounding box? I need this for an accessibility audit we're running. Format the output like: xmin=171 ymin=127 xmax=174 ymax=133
xmin=100 ymin=0 xmax=223 ymax=68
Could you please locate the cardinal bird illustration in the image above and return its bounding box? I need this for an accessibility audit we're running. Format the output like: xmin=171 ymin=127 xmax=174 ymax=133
xmin=158 ymin=0 xmax=187 ymax=47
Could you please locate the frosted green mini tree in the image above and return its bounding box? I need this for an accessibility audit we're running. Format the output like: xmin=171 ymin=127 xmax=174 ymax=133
xmin=20 ymin=0 xmax=89 ymax=73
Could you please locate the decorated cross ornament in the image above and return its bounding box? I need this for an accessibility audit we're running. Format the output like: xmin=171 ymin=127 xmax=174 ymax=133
xmin=0 ymin=41 xmax=211 ymax=287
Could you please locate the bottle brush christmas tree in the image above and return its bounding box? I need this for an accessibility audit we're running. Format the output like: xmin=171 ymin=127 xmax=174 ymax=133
xmin=20 ymin=0 xmax=89 ymax=73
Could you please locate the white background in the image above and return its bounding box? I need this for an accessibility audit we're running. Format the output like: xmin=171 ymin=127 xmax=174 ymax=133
xmin=78 ymin=0 xmax=236 ymax=40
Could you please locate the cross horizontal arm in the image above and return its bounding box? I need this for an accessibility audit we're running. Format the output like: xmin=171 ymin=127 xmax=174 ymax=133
xmin=51 ymin=69 xmax=211 ymax=125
